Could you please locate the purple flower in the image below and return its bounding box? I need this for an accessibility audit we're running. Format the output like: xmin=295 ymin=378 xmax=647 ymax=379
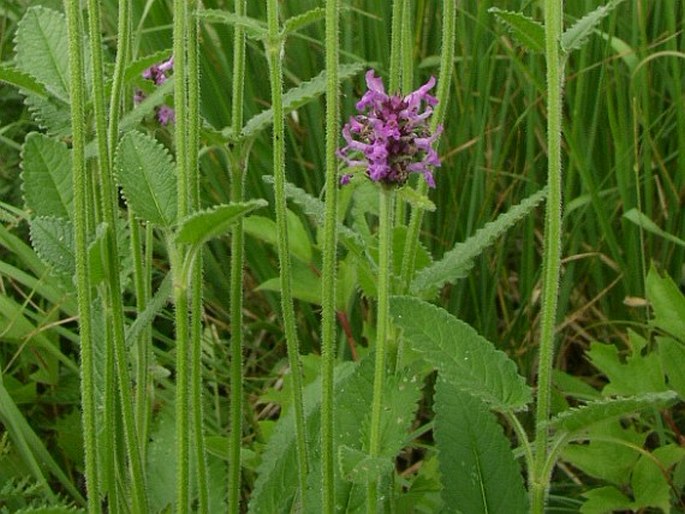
xmin=338 ymin=70 xmax=442 ymax=188
xmin=135 ymin=56 xmax=175 ymax=126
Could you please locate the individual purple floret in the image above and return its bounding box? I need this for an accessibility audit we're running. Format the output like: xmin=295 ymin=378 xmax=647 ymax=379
xmin=135 ymin=56 xmax=175 ymax=125
xmin=338 ymin=69 xmax=442 ymax=188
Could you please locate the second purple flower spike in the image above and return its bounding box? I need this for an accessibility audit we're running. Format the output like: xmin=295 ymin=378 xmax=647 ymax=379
xmin=338 ymin=70 xmax=442 ymax=188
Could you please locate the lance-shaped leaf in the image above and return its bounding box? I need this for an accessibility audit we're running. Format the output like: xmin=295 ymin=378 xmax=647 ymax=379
xmin=624 ymin=208 xmax=685 ymax=248
xmin=21 ymin=132 xmax=73 ymax=219
xmin=434 ymin=386 xmax=528 ymax=514
xmin=562 ymin=0 xmax=625 ymax=54
xmin=115 ymin=131 xmax=177 ymax=227
xmin=411 ymin=187 xmax=546 ymax=297
xmin=549 ymin=392 xmax=677 ymax=435
xmin=282 ymin=7 xmax=325 ymax=36
xmin=489 ymin=8 xmax=545 ymax=53
xmin=197 ymin=9 xmax=268 ymax=40
xmin=390 ymin=296 xmax=532 ymax=412
xmin=175 ymin=200 xmax=268 ymax=247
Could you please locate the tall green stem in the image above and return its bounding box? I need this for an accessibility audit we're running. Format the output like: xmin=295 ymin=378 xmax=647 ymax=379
xmin=228 ymin=0 xmax=248 ymax=511
xmin=367 ymin=187 xmax=395 ymax=513
xmin=64 ymin=1 xmax=98 ymax=511
xmin=173 ymin=0 xmax=191 ymax=510
xmin=321 ymin=0 xmax=340 ymax=511
xmin=532 ymin=1 xmax=565 ymax=512
xmin=266 ymin=0 xmax=309 ymax=508
xmin=399 ymin=0 xmax=456 ymax=293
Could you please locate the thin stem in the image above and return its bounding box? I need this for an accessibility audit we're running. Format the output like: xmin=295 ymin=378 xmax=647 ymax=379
xmin=321 ymin=0 xmax=340 ymax=512
xmin=107 ymin=0 xmax=130 ymax=160
xmin=367 ymin=187 xmax=395 ymax=513
xmin=228 ymin=0 xmax=248 ymax=510
xmin=388 ymin=0 xmax=404 ymax=93
xmin=187 ymin=2 xmax=209 ymax=512
xmin=266 ymin=0 xmax=310 ymax=508
xmin=64 ymin=1 xmax=98 ymax=511
xmin=173 ymin=0 xmax=191 ymax=510
xmin=399 ymin=0 xmax=456 ymax=293
xmin=532 ymin=1 xmax=565 ymax=513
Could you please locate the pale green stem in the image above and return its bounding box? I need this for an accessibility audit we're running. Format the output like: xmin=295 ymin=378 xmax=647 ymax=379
xmin=266 ymin=0 xmax=310 ymax=508
xmin=399 ymin=0 xmax=456 ymax=293
xmin=228 ymin=0 xmax=248 ymax=509
xmin=86 ymin=1 xmax=148 ymax=510
xmin=187 ymin=3 xmax=209 ymax=511
xmin=531 ymin=1 xmax=565 ymax=513
xmin=388 ymin=0 xmax=404 ymax=93
xmin=367 ymin=187 xmax=395 ymax=513
xmin=321 ymin=0 xmax=340 ymax=512
xmin=64 ymin=1 xmax=98 ymax=511
xmin=400 ymin=0 xmax=414 ymax=93
xmin=107 ymin=0 xmax=130 ymax=160
xmin=173 ymin=0 xmax=191 ymax=510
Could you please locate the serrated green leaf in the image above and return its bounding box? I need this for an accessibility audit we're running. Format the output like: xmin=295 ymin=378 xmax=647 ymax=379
xmin=29 ymin=216 xmax=74 ymax=275
xmin=124 ymin=49 xmax=174 ymax=84
xmin=659 ymin=337 xmax=685 ymax=399
xmin=623 ymin=208 xmax=685 ymax=248
xmin=23 ymin=92 xmax=71 ymax=137
xmin=125 ymin=273 xmax=172 ymax=348
xmin=646 ymin=265 xmax=685 ymax=340
xmin=115 ymin=131 xmax=177 ymax=227
xmin=562 ymin=0 xmax=625 ymax=54
xmin=411 ymin=187 xmax=546 ymax=296
xmin=434 ymin=386 xmax=528 ymax=514
xmin=489 ymin=8 xmax=545 ymax=53
xmin=197 ymin=9 xmax=268 ymax=39
xmin=580 ymin=486 xmax=634 ymax=514
xmin=14 ymin=6 xmax=70 ymax=100
xmin=242 ymin=63 xmax=366 ymax=138
xmin=118 ymin=79 xmax=174 ymax=133
xmin=0 ymin=64 xmax=49 ymax=98
xmin=243 ymin=209 xmax=311 ymax=263
xmin=21 ymin=133 xmax=73 ymax=219
xmin=282 ymin=7 xmax=325 ymax=36
xmin=175 ymin=200 xmax=268 ymax=246
xmin=338 ymin=445 xmax=392 ymax=484
xmin=390 ymin=296 xmax=532 ymax=411
xmin=397 ymin=185 xmax=436 ymax=212
xmin=549 ymin=392 xmax=677 ymax=434
xmin=146 ymin=406 xmax=176 ymax=513
xmin=631 ymin=444 xmax=685 ymax=512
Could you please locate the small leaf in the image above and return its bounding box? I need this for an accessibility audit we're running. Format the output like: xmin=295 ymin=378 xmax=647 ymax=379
xmin=623 ymin=208 xmax=685 ymax=248
xmin=434 ymin=385 xmax=528 ymax=514
xmin=390 ymin=296 xmax=532 ymax=411
xmin=549 ymin=392 xmax=677 ymax=434
xmin=243 ymin=210 xmax=311 ymax=263
xmin=631 ymin=444 xmax=685 ymax=512
xmin=175 ymin=200 xmax=268 ymax=246
xmin=282 ymin=7 xmax=325 ymax=36
xmin=115 ymin=131 xmax=177 ymax=227
xmin=197 ymin=9 xmax=268 ymax=40
xmin=338 ymin=446 xmax=392 ymax=484
xmin=23 ymin=92 xmax=71 ymax=137
xmin=124 ymin=49 xmax=174 ymax=84
xmin=125 ymin=273 xmax=173 ymax=348
xmin=659 ymin=337 xmax=685 ymax=399
xmin=242 ymin=63 xmax=366 ymax=138
xmin=580 ymin=486 xmax=634 ymax=514
xmin=646 ymin=265 xmax=685 ymax=339
xmin=21 ymin=132 xmax=73 ymax=219
xmin=29 ymin=216 xmax=74 ymax=275
xmin=562 ymin=0 xmax=625 ymax=54
xmin=489 ymin=8 xmax=545 ymax=53
xmin=411 ymin=187 xmax=546 ymax=296
xmin=0 ymin=64 xmax=49 ymax=98
xmin=397 ymin=185 xmax=436 ymax=212
xmin=14 ymin=6 xmax=70 ymax=99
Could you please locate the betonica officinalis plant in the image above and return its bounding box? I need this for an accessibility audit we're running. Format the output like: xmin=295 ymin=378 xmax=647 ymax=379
xmin=0 ymin=1 xmax=683 ymax=513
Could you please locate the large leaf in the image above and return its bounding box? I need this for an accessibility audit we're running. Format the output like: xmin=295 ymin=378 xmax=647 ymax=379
xmin=549 ymin=392 xmax=677 ymax=435
xmin=175 ymin=200 xmax=268 ymax=247
xmin=411 ymin=187 xmax=546 ymax=296
xmin=242 ymin=63 xmax=366 ymax=138
xmin=115 ymin=131 xmax=177 ymax=227
xmin=390 ymin=296 xmax=532 ymax=412
xmin=434 ymin=386 xmax=528 ymax=514
xmin=21 ymin=133 xmax=72 ymax=219
xmin=562 ymin=0 xmax=625 ymax=54
xmin=14 ymin=6 xmax=70 ymax=100
xmin=489 ymin=8 xmax=545 ymax=53
xmin=29 ymin=216 xmax=74 ymax=275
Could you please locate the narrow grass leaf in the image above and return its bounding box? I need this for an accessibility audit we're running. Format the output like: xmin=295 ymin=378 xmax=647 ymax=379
xmin=549 ymin=392 xmax=677 ymax=435
xmin=562 ymin=0 xmax=625 ymax=54
xmin=14 ymin=6 xmax=70 ymax=100
xmin=411 ymin=187 xmax=547 ymax=297
xmin=489 ymin=8 xmax=545 ymax=53
xmin=390 ymin=296 xmax=532 ymax=411
xmin=29 ymin=216 xmax=74 ymax=275
xmin=242 ymin=63 xmax=365 ymax=138
xmin=434 ymin=385 xmax=528 ymax=514
xmin=624 ymin=208 xmax=685 ymax=248
xmin=115 ymin=131 xmax=177 ymax=227
xmin=21 ymin=133 xmax=73 ymax=219
xmin=175 ymin=200 xmax=268 ymax=246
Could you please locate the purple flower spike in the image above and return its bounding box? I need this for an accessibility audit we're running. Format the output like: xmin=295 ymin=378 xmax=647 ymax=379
xmin=157 ymin=105 xmax=175 ymax=125
xmin=136 ymin=56 xmax=175 ymax=126
xmin=339 ymin=70 xmax=442 ymax=188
